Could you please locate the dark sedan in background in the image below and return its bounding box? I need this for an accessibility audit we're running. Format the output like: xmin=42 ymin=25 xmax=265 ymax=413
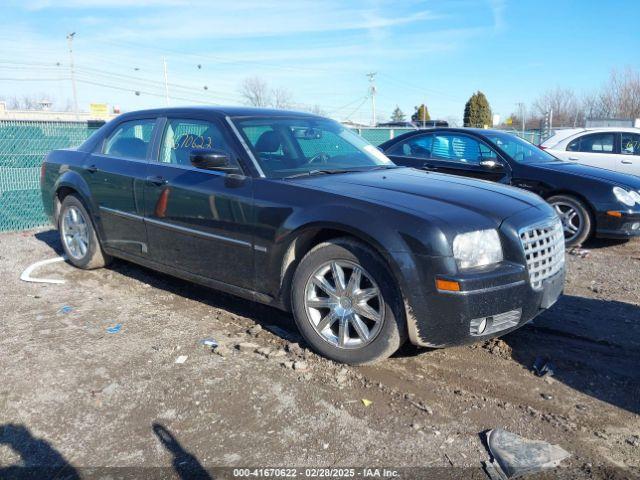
xmin=42 ymin=108 xmax=564 ymax=364
xmin=380 ymin=128 xmax=640 ymax=246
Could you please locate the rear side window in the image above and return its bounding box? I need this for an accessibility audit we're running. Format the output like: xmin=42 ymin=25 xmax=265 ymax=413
xmin=388 ymin=134 xmax=433 ymax=158
xmin=103 ymin=119 xmax=156 ymax=160
xmin=567 ymin=133 xmax=614 ymax=153
xmin=621 ymin=132 xmax=640 ymax=155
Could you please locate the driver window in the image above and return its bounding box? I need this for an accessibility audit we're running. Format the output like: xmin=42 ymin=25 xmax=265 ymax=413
xmin=431 ymin=134 xmax=483 ymax=164
xmin=158 ymin=119 xmax=235 ymax=166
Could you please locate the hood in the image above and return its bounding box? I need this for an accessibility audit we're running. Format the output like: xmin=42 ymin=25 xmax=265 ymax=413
xmin=533 ymin=161 xmax=640 ymax=189
xmin=293 ymin=167 xmax=546 ymax=228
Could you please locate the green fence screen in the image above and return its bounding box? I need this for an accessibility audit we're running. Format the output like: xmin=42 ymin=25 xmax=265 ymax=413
xmin=0 ymin=120 xmax=103 ymax=232
xmin=0 ymin=120 xmax=543 ymax=233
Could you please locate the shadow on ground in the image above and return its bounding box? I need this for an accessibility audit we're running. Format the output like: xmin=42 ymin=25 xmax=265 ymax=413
xmin=153 ymin=423 xmax=212 ymax=480
xmin=0 ymin=423 xmax=80 ymax=480
xmin=503 ymin=294 xmax=640 ymax=415
xmin=34 ymin=229 xmax=640 ymax=415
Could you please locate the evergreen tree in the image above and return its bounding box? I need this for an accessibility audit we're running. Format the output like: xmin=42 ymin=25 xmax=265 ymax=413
xmin=411 ymin=104 xmax=431 ymax=124
xmin=390 ymin=106 xmax=405 ymax=122
xmin=463 ymin=91 xmax=492 ymax=127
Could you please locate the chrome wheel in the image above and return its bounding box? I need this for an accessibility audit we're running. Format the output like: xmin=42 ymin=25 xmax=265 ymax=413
xmin=552 ymin=201 xmax=583 ymax=243
xmin=304 ymin=260 xmax=384 ymax=349
xmin=61 ymin=205 xmax=89 ymax=260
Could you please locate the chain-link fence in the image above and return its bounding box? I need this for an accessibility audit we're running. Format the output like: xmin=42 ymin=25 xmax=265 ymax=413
xmin=347 ymin=127 xmax=416 ymax=145
xmin=0 ymin=120 xmax=103 ymax=232
xmin=0 ymin=121 xmax=547 ymax=233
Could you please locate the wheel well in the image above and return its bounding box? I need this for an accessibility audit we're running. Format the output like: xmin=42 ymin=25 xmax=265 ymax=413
xmin=54 ymin=186 xmax=78 ymax=221
xmin=543 ymin=190 xmax=596 ymax=222
xmin=279 ymin=227 xmax=391 ymax=311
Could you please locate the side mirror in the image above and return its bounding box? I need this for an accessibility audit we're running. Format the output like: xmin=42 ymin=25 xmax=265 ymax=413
xmin=479 ymin=159 xmax=502 ymax=169
xmin=190 ymin=149 xmax=237 ymax=173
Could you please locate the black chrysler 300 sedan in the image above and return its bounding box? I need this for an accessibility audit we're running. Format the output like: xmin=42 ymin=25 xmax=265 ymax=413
xmin=42 ymin=107 xmax=565 ymax=364
xmin=380 ymin=128 xmax=640 ymax=246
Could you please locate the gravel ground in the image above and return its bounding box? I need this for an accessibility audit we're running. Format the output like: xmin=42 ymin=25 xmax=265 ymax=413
xmin=0 ymin=228 xmax=639 ymax=479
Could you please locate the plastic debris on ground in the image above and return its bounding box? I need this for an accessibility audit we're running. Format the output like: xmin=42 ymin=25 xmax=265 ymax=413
xmin=106 ymin=323 xmax=122 ymax=334
xmin=567 ymin=247 xmax=590 ymax=258
xmin=482 ymin=428 xmax=570 ymax=479
xmin=20 ymin=256 xmax=67 ymax=284
xmin=532 ymin=356 xmax=555 ymax=377
xmin=361 ymin=399 xmax=373 ymax=407
xmin=200 ymin=338 xmax=218 ymax=349
xmin=175 ymin=355 xmax=188 ymax=364
xmin=58 ymin=305 xmax=74 ymax=314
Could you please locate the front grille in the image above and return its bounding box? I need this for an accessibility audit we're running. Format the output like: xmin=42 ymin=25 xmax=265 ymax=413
xmin=519 ymin=219 xmax=565 ymax=290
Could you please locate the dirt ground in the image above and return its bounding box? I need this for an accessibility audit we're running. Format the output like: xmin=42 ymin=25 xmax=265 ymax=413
xmin=1 ymin=228 xmax=639 ymax=479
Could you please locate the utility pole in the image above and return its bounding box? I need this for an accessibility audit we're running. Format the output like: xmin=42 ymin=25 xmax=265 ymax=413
xmin=366 ymin=72 xmax=377 ymax=127
xmin=66 ymin=32 xmax=79 ymax=119
xmin=516 ymin=102 xmax=526 ymax=136
xmin=163 ymin=57 xmax=170 ymax=106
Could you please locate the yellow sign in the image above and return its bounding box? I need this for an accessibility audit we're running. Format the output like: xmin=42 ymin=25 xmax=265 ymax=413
xmin=505 ymin=117 xmax=513 ymax=125
xmin=90 ymin=103 xmax=109 ymax=117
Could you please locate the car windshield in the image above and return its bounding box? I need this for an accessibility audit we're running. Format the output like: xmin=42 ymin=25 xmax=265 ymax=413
xmin=484 ymin=132 xmax=559 ymax=164
xmin=231 ymin=117 xmax=395 ymax=178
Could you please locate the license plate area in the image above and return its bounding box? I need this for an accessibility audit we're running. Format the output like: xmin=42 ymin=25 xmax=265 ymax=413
xmin=540 ymin=271 xmax=564 ymax=309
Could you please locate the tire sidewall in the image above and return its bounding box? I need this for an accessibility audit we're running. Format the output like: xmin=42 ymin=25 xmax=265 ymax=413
xmin=291 ymin=239 xmax=406 ymax=365
xmin=58 ymin=195 xmax=101 ymax=269
xmin=548 ymin=195 xmax=592 ymax=247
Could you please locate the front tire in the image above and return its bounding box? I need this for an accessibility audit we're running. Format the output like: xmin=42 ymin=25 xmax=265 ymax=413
xmin=291 ymin=238 xmax=407 ymax=365
xmin=58 ymin=194 xmax=111 ymax=269
xmin=547 ymin=195 xmax=593 ymax=247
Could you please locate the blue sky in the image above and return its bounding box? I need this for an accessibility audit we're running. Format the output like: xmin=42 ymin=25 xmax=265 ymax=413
xmin=1 ymin=0 xmax=638 ymax=124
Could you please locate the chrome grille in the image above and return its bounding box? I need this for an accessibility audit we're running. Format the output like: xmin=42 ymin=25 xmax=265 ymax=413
xmin=520 ymin=219 xmax=565 ymax=290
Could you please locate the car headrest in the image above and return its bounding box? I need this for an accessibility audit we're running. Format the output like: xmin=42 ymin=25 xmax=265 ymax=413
xmin=255 ymin=130 xmax=282 ymax=153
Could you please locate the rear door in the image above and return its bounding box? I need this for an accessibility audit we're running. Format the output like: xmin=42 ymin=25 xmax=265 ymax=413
xmin=143 ymin=116 xmax=255 ymax=290
xmin=84 ymin=117 xmax=157 ymax=257
xmin=564 ymin=132 xmax=618 ymax=171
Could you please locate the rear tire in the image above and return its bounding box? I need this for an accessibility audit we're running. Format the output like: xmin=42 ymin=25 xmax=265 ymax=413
xmin=291 ymin=238 xmax=407 ymax=365
xmin=547 ymin=194 xmax=592 ymax=247
xmin=58 ymin=194 xmax=111 ymax=269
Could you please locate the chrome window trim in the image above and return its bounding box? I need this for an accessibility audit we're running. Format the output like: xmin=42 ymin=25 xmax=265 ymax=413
xmin=225 ymin=116 xmax=265 ymax=178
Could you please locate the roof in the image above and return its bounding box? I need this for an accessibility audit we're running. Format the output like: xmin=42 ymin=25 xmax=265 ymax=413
xmin=117 ymin=105 xmax=323 ymax=119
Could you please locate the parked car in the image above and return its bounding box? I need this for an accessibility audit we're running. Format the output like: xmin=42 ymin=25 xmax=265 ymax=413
xmin=377 ymin=120 xmax=449 ymax=129
xmin=380 ymin=128 xmax=640 ymax=246
xmin=42 ymin=108 xmax=565 ymax=364
xmin=540 ymin=127 xmax=640 ymax=177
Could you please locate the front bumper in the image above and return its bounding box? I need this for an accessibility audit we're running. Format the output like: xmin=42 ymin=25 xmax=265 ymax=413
xmin=398 ymin=205 xmax=566 ymax=348
xmin=596 ymin=211 xmax=640 ymax=239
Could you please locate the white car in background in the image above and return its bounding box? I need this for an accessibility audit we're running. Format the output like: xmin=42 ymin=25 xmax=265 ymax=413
xmin=541 ymin=127 xmax=640 ymax=177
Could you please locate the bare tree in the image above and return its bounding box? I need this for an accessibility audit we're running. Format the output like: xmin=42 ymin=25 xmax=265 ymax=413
xmin=1 ymin=93 xmax=54 ymax=110
xmin=271 ymin=86 xmax=294 ymax=110
xmin=586 ymin=68 xmax=640 ymax=120
xmin=532 ymin=87 xmax=584 ymax=127
xmin=240 ymin=76 xmax=272 ymax=107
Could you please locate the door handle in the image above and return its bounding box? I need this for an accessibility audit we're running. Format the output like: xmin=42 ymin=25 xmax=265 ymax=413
xmin=568 ymin=157 xmax=579 ymax=161
xmin=621 ymin=159 xmax=633 ymax=164
xmin=86 ymin=164 xmax=98 ymax=173
xmin=146 ymin=175 xmax=168 ymax=186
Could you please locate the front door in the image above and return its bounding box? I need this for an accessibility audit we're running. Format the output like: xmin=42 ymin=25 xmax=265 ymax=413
xmin=143 ymin=117 xmax=255 ymax=290
xmin=84 ymin=117 xmax=157 ymax=256
xmin=618 ymin=131 xmax=640 ymax=176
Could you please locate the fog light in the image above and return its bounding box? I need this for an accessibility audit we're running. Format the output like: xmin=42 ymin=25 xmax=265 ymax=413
xmin=477 ymin=318 xmax=487 ymax=335
xmin=632 ymin=222 xmax=640 ymax=231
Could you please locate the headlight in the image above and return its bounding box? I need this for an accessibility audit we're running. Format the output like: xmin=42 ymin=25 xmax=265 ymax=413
xmin=630 ymin=190 xmax=640 ymax=205
xmin=613 ymin=186 xmax=636 ymax=207
xmin=453 ymin=229 xmax=503 ymax=269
